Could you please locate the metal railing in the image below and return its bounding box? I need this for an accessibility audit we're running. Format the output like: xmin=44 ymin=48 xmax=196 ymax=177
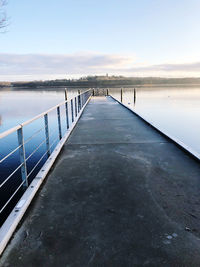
xmin=0 ymin=89 xmax=92 ymax=218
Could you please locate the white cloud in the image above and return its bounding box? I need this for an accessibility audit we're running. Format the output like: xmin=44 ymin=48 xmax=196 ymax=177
xmin=0 ymin=52 xmax=200 ymax=81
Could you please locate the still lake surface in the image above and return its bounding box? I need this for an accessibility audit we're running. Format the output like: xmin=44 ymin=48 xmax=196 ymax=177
xmin=0 ymin=87 xmax=79 ymax=225
xmin=109 ymin=86 xmax=200 ymax=155
xmin=1 ymin=87 xmax=200 ymax=156
xmin=0 ymin=86 xmax=199 ymax=224
xmin=0 ymin=88 xmax=77 ymax=133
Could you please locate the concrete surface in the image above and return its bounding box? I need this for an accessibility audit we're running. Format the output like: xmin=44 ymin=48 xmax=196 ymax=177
xmin=1 ymin=96 xmax=200 ymax=267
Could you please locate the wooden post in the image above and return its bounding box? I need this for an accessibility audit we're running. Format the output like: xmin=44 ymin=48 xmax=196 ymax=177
xmin=121 ymin=88 xmax=123 ymax=103
xmin=107 ymin=88 xmax=109 ymax=96
xmin=65 ymin=88 xmax=68 ymax=101
xmin=134 ymin=88 xmax=136 ymax=105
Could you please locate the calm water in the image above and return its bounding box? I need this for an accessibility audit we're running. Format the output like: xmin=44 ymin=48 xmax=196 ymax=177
xmin=0 ymin=86 xmax=200 ymax=224
xmin=110 ymin=86 xmax=200 ymax=155
xmin=0 ymin=88 xmax=79 ymax=133
xmin=0 ymin=87 xmax=81 ymax=225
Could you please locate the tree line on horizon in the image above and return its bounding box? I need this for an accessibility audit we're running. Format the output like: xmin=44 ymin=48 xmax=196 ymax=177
xmin=1 ymin=76 xmax=200 ymax=88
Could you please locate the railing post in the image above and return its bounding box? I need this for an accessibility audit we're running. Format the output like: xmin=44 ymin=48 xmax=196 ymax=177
xmin=107 ymin=88 xmax=109 ymax=96
xmin=17 ymin=126 xmax=28 ymax=188
xmin=121 ymin=88 xmax=123 ymax=103
xmin=44 ymin=114 xmax=50 ymax=157
xmin=82 ymin=93 xmax=84 ymax=106
xmin=78 ymin=90 xmax=81 ymax=112
xmin=81 ymin=91 xmax=84 ymax=107
xmin=64 ymin=90 xmax=69 ymax=129
xmin=81 ymin=92 xmax=83 ymax=109
xmin=57 ymin=106 xmax=62 ymax=140
xmin=75 ymin=97 xmax=78 ymax=117
xmin=83 ymin=92 xmax=86 ymax=105
xmin=71 ymin=99 xmax=74 ymax=123
xmin=65 ymin=102 xmax=69 ymax=129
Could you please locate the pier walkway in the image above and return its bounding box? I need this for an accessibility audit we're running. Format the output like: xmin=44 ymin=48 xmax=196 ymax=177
xmin=1 ymin=96 xmax=200 ymax=266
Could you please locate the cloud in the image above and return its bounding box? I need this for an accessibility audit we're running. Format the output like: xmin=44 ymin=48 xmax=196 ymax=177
xmin=124 ymin=62 xmax=200 ymax=72
xmin=0 ymin=52 xmax=200 ymax=81
xmin=0 ymin=52 xmax=132 ymax=75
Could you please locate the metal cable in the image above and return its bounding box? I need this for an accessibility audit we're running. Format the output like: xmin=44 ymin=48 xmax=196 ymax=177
xmin=0 ymin=162 xmax=24 ymax=188
xmin=0 ymin=180 xmax=25 ymax=213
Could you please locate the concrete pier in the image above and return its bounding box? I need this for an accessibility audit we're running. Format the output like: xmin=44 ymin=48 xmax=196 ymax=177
xmin=1 ymin=96 xmax=200 ymax=266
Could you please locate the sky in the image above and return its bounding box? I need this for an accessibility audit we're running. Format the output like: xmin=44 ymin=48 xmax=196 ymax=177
xmin=0 ymin=0 xmax=200 ymax=81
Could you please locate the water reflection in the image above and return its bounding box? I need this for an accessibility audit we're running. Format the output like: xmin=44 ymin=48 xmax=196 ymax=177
xmin=0 ymin=86 xmax=200 ymax=225
xmin=0 ymin=87 xmax=82 ymax=225
xmin=109 ymin=86 xmax=200 ymax=154
xmin=0 ymin=87 xmax=79 ymax=133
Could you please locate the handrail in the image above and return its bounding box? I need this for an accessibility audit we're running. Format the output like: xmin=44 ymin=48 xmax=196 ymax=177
xmin=0 ymin=89 xmax=92 ymax=217
xmin=0 ymin=125 xmax=21 ymax=139
xmin=0 ymin=89 xmax=91 ymax=139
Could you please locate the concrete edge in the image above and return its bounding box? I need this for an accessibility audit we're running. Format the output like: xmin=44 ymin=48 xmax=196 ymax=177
xmin=0 ymin=96 xmax=91 ymax=256
xmin=109 ymin=95 xmax=200 ymax=161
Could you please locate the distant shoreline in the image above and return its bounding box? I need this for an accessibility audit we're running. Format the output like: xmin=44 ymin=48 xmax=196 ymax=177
xmin=1 ymin=84 xmax=200 ymax=91
xmin=1 ymin=76 xmax=200 ymax=89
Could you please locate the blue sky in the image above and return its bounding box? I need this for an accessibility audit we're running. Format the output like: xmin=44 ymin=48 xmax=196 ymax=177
xmin=0 ymin=0 xmax=200 ymax=81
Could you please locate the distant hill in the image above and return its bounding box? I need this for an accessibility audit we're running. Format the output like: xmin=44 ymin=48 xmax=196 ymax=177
xmin=1 ymin=76 xmax=200 ymax=89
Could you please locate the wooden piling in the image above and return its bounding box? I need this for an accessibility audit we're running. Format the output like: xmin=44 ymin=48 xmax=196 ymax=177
xmin=65 ymin=89 xmax=68 ymax=101
xmin=121 ymin=88 xmax=123 ymax=103
xmin=134 ymin=88 xmax=136 ymax=105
